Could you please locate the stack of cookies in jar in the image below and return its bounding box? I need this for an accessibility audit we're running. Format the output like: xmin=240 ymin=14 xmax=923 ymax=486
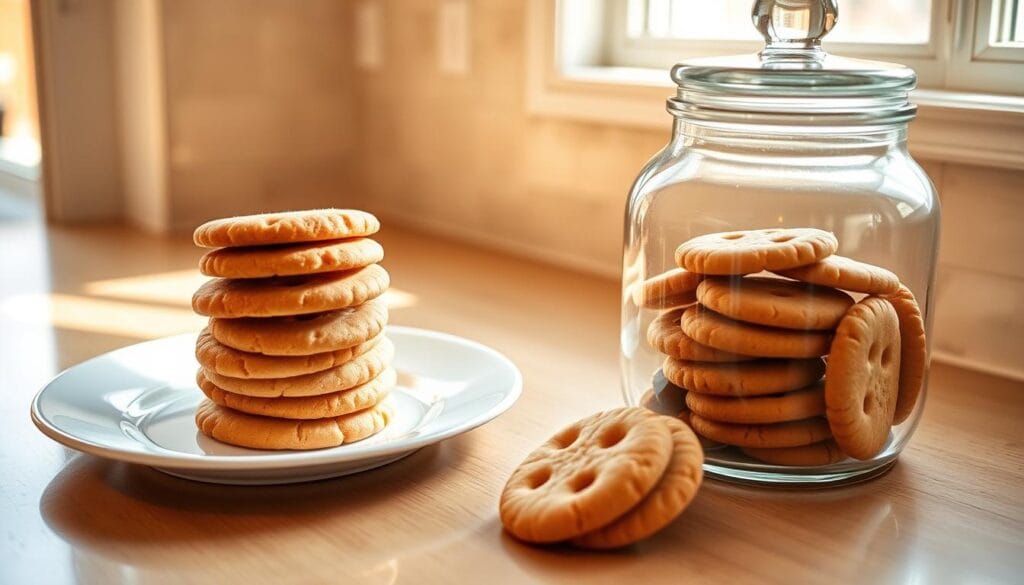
xmin=639 ymin=228 xmax=925 ymax=466
xmin=190 ymin=209 xmax=394 ymax=450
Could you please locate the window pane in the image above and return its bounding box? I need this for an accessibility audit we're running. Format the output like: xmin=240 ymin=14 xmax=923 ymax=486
xmin=632 ymin=0 xmax=932 ymax=45
xmin=996 ymin=0 xmax=1023 ymax=44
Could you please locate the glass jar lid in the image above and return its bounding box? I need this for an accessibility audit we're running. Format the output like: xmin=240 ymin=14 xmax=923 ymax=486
xmin=669 ymin=0 xmax=917 ymax=125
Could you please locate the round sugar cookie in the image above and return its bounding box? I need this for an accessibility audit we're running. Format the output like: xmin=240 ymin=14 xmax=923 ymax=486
xmin=681 ymin=307 xmax=832 ymax=358
xmin=208 ymin=298 xmax=388 ymax=356
xmin=196 ymin=328 xmax=380 ymax=379
xmin=685 ymin=381 xmax=826 ymax=424
xmin=499 ymin=408 xmax=674 ymax=543
xmin=197 ymin=367 xmax=395 ymax=419
xmin=825 ymin=297 xmax=901 ymax=460
xmin=663 ymin=356 xmax=824 ymax=396
xmin=202 ymin=337 xmax=394 ymax=398
xmin=688 ymin=415 xmax=832 ymax=448
xmin=193 ymin=264 xmax=389 ymax=318
xmin=675 ymin=228 xmax=838 ymax=276
xmin=885 ymin=285 xmax=927 ymax=424
xmin=193 ymin=209 xmax=380 ymax=248
xmin=572 ymin=417 xmax=703 ymax=549
xmin=775 ymin=255 xmax=900 ymax=295
xmin=647 ymin=308 xmax=755 ymax=362
xmin=634 ymin=268 xmax=704 ymax=309
xmin=199 ymin=238 xmax=384 ymax=279
xmin=696 ymin=276 xmax=854 ymax=330
xmin=195 ymin=400 xmax=391 ymax=450
xmin=742 ymin=440 xmax=845 ymax=466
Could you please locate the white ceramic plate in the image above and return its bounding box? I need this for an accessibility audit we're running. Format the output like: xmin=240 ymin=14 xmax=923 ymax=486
xmin=31 ymin=326 xmax=522 ymax=485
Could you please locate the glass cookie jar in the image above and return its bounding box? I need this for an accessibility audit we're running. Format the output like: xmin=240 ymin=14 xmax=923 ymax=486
xmin=621 ymin=0 xmax=939 ymax=486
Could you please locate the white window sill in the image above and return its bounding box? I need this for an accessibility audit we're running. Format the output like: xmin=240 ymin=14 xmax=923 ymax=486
xmin=526 ymin=63 xmax=1024 ymax=171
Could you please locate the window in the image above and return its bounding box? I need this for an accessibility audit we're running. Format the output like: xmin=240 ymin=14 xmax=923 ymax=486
xmin=560 ymin=0 xmax=1024 ymax=95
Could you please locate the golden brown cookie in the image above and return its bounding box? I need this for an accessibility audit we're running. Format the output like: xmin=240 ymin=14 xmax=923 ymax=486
xmin=775 ymin=255 xmax=900 ymax=295
xmin=696 ymin=276 xmax=854 ymax=330
xmin=193 ymin=264 xmax=390 ymax=318
xmin=195 ymin=328 xmax=380 ymax=379
xmin=208 ymin=298 xmax=388 ymax=356
xmin=741 ymin=440 xmax=845 ymax=466
xmin=634 ymin=268 xmax=704 ymax=309
xmin=675 ymin=228 xmax=838 ymax=276
xmin=499 ymin=408 xmax=674 ymax=543
xmin=199 ymin=238 xmax=384 ymax=279
xmin=685 ymin=381 xmax=825 ymax=424
xmin=681 ymin=307 xmax=832 ymax=358
xmin=688 ymin=415 xmax=832 ymax=448
xmin=202 ymin=337 xmax=394 ymax=398
xmin=885 ymin=285 xmax=927 ymax=424
xmin=825 ymin=297 xmax=901 ymax=460
xmin=572 ymin=417 xmax=703 ymax=549
xmin=647 ymin=308 xmax=755 ymax=362
xmin=197 ymin=367 xmax=395 ymax=419
xmin=195 ymin=400 xmax=391 ymax=450
xmin=193 ymin=209 xmax=380 ymax=248
xmin=663 ymin=356 xmax=824 ymax=397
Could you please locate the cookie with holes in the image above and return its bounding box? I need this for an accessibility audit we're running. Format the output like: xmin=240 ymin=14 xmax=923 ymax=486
xmin=572 ymin=416 xmax=703 ymax=549
xmin=825 ymin=296 xmax=902 ymax=460
xmin=633 ymin=268 xmax=704 ymax=309
xmin=681 ymin=306 xmax=833 ymax=358
xmin=663 ymin=356 xmax=825 ymax=397
xmin=675 ymin=228 xmax=838 ymax=276
xmin=696 ymin=276 xmax=854 ymax=331
xmin=199 ymin=237 xmax=384 ymax=279
xmin=647 ymin=308 xmax=755 ymax=362
xmin=193 ymin=264 xmax=390 ymax=318
xmin=499 ymin=408 xmax=674 ymax=544
xmin=885 ymin=285 xmax=927 ymax=424
xmin=208 ymin=298 xmax=388 ymax=356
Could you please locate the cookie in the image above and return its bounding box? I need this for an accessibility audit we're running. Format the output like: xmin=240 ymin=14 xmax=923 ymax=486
xmin=499 ymin=408 xmax=674 ymax=543
xmin=742 ymin=440 xmax=844 ymax=466
xmin=208 ymin=298 xmax=388 ymax=356
xmin=775 ymin=255 xmax=900 ymax=295
xmin=193 ymin=209 xmax=380 ymax=248
xmin=681 ymin=307 xmax=832 ymax=358
xmin=663 ymin=356 xmax=824 ymax=396
xmin=198 ymin=367 xmax=395 ymax=419
xmin=195 ymin=400 xmax=391 ymax=450
xmin=195 ymin=328 xmax=380 ymax=379
xmin=696 ymin=276 xmax=854 ymax=330
xmin=647 ymin=308 xmax=755 ymax=362
xmin=675 ymin=228 xmax=838 ymax=276
xmin=825 ymin=297 xmax=901 ymax=460
xmin=572 ymin=417 xmax=703 ymax=549
xmin=685 ymin=382 xmax=825 ymax=424
xmin=885 ymin=285 xmax=927 ymax=424
xmin=202 ymin=337 xmax=394 ymax=398
xmin=199 ymin=238 xmax=384 ymax=279
xmin=688 ymin=415 xmax=832 ymax=448
xmin=193 ymin=264 xmax=390 ymax=318
xmin=634 ymin=268 xmax=704 ymax=309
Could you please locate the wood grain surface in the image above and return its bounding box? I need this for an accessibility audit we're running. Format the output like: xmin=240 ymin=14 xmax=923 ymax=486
xmin=1 ymin=222 xmax=1021 ymax=584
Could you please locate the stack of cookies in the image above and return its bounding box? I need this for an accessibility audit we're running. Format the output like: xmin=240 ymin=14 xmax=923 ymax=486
xmin=640 ymin=227 xmax=926 ymax=466
xmin=190 ymin=209 xmax=394 ymax=450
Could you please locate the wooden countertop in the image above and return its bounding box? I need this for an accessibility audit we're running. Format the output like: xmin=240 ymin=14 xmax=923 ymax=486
xmin=2 ymin=222 xmax=1022 ymax=584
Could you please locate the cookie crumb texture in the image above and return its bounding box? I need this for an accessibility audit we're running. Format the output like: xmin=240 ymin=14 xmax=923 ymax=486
xmin=499 ymin=407 xmax=703 ymax=548
xmin=190 ymin=209 xmax=394 ymax=450
xmin=638 ymin=228 xmax=925 ymax=465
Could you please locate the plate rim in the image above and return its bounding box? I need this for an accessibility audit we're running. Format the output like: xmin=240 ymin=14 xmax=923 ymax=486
xmin=30 ymin=325 xmax=522 ymax=471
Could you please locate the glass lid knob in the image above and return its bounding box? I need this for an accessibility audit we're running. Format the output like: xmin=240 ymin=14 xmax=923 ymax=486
xmin=753 ymin=0 xmax=838 ymax=60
